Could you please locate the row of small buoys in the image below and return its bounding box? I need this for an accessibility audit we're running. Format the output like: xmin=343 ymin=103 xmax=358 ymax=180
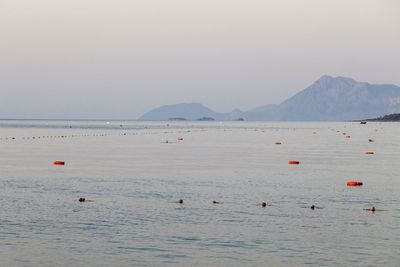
xmin=0 ymin=137 xmax=16 ymax=140
xmin=365 ymin=152 xmax=374 ymax=154
xmin=53 ymin=161 xmax=65 ymax=165
xmin=0 ymin=128 xmax=206 ymax=144
xmin=347 ymin=181 xmax=363 ymax=186
xmin=288 ymin=161 xmax=300 ymax=165
xmin=3 ymin=133 xmax=109 ymax=141
xmin=0 ymin=128 xmax=202 ymax=143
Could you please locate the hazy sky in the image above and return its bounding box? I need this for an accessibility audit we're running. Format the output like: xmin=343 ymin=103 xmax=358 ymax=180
xmin=1 ymin=0 xmax=399 ymax=119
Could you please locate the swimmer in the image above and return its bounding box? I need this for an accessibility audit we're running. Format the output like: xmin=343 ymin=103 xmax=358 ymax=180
xmin=77 ymin=197 xmax=94 ymax=202
xmin=364 ymin=206 xmax=384 ymax=212
xmin=368 ymin=139 xmax=374 ymax=142
xmin=257 ymin=202 xmax=273 ymax=207
xmin=178 ymin=199 xmax=183 ymax=204
xmin=212 ymin=200 xmax=223 ymax=204
xmin=301 ymin=204 xmax=323 ymax=210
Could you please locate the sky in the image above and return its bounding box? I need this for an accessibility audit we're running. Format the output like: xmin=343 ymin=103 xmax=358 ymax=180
xmin=1 ymin=0 xmax=399 ymax=119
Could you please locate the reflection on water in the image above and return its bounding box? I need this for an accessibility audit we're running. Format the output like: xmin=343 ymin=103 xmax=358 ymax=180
xmin=0 ymin=121 xmax=399 ymax=266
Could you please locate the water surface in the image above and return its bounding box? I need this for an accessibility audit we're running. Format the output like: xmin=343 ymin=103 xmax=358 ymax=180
xmin=0 ymin=120 xmax=399 ymax=266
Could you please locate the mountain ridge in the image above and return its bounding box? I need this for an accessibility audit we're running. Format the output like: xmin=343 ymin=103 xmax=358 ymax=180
xmin=138 ymin=75 xmax=400 ymax=121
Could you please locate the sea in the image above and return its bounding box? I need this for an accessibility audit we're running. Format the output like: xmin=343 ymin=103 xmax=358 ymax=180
xmin=0 ymin=120 xmax=399 ymax=266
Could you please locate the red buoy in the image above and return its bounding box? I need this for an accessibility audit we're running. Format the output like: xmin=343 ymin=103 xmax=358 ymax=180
xmin=54 ymin=161 xmax=65 ymax=165
xmin=177 ymin=138 xmax=183 ymax=141
xmin=288 ymin=161 xmax=300 ymax=164
xmin=275 ymin=142 xmax=282 ymax=145
xmin=347 ymin=181 xmax=363 ymax=186
xmin=365 ymin=152 xmax=374 ymax=154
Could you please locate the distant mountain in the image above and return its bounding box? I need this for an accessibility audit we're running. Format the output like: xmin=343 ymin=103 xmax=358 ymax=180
xmin=245 ymin=104 xmax=277 ymax=121
xmin=265 ymin=75 xmax=400 ymax=121
xmin=138 ymin=103 xmax=229 ymax=121
xmin=138 ymin=75 xmax=400 ymax=121
xmin=229 ymin=108 xmax=245 ymax=121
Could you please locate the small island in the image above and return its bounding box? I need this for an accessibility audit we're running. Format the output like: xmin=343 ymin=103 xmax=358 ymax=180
xmin=168 ymin=117 xmax=187 ymax=121
xmin=196 ymin=117 xmax=215 ymax=121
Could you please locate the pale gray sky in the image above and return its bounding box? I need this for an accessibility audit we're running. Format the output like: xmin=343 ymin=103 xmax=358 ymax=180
xmin=1 ymin=0 xmax=399 ymax=119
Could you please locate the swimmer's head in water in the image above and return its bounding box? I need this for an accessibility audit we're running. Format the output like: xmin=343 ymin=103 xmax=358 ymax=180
xmin=79 ymin=197 xmax=85 ymax=202
xmin=261 ymin=202 xmax=266 ymax=207
xmin=310 ymin=205 xmax=315 ymax=210
xmin=371 ymin=206 xmax=375 ymax=212
xmin=178 ymin=199 xmax=183 ymax=204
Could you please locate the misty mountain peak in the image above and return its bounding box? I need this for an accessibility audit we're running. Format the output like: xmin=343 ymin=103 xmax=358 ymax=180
xmin=312 ymin=75 xmax=358 ymax=92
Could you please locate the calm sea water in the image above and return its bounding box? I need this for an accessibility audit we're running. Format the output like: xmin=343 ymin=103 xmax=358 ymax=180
xmin=0 ymin=120 xmax=399 ymax=266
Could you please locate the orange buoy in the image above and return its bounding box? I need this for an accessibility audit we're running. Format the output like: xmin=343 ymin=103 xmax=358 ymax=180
xmin=177 ymin=138 xmax=183 ymax=141
xmin=275 ymin=142 xmax=282 ymax=145
xmin=347 ymin=181 xmax=363 ymax=186
xmin=288 ymin=161 xmax=300 ymax=165
xmin=54 ymin=161 xmax=65 ymax=165
xmin=365 ymin=152 xmax=374 ymax=154
xmin=345 ymin=136 xmax=350 ymax=138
